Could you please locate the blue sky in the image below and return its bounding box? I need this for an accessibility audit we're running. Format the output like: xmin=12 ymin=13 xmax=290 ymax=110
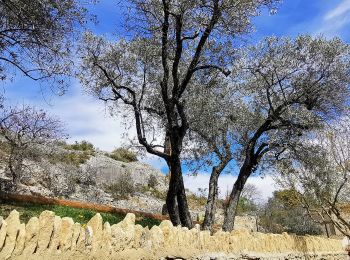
xmin=2 ymin=0 xmax=350 ymax=199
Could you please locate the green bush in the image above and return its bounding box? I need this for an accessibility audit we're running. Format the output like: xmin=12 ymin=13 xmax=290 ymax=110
xmin=65 ymin=140 xmax=95 ymax=152
xmin=106 ymin=173 xmax=135 ymax=199
xmin=107 ymin=148 xmax=138 ymax=163
xmin=52 ymin=140 xmax=96 ymax=166
xmin=147 ymin=174 xmax=158 ymax=189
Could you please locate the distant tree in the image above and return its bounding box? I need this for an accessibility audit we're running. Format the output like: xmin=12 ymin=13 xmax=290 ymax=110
xmin=0 ymin=0 xmax=87 ymax=91
xmin=277 ymin=118 xmax=350 ymax=237
xmin=222 ymin=36 xmax=350 ymax=231
xmin=0 ymin=104 xmax=65 ymax=190
xmin=258 ymin=189 xmax=322 ymax=235
xmin=79 ymin=0 xmax=278 ymax=228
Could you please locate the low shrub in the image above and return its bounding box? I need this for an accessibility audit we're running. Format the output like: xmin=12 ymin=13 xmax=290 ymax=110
xmin=107 ymin=148 xmax=138 ymax=163
xmin=147 ymin=174 xmax=159 ymax=189
xmin=106 ymin=172 xmax=135 ymax=199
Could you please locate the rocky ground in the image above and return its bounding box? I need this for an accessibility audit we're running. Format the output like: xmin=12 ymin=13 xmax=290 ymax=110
xmin=0 ymin=144 xmax=258 ymax=230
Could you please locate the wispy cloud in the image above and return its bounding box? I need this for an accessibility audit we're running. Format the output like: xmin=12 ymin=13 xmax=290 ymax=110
xmin=324 ymin=0 xmax=350 ymax=20
xmin=316 ymin=0 xmax=350 ymax=37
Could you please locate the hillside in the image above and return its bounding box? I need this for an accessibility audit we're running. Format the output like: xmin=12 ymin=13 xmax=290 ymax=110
xmin=0 ymin=141 xmax=168 ymax=214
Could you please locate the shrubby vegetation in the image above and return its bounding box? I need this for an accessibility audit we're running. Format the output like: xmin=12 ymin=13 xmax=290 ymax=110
xmin=106 ymin=148 xmax=138 ymax=163
xmin=258 ymin=190 xmax=322 ymax=235
xmin=106 ymin=172 xmax=136 ymax=200
xmin=52 ymin=140 xmax=96 ymax=166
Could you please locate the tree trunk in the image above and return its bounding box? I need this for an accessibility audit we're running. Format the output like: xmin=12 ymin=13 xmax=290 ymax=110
xmin=202 ymin=168 xmax=220 ymax=231
xmin=166 ymin=159 xmax=181 ymax=226
xmin=166 ymin=155 xmax=192 ymax=228
xmin=8 ymin=151 xmax=23 ymax=191
xmin=176 ymin=172 xmax=193 ymax=228
xmin=222 ymin=163 xmax=252 ymax=232
xmin=202 ymin=158 xmax=231 ymax=231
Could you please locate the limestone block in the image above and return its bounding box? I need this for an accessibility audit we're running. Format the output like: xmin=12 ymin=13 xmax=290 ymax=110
xmin=0 ymin=210 xmax=20 ymax=259
xmin=101 ymin=222 xmax=112 ymax=254
xmin=23 ymin=217 xmax=39 ymax=255
xmin=76 ymin=226 xmax=87 ymax=252
xmin=117 ymin=213 xmax=135 ymax=229
xmin=159 ymin=220 xmax=173 ymax=248
xmin=86 ymin=213 xmax=103 ymax=252
xmin=111 ymin=214 xmax=136 ymax=251
xmin=49 ymin=216 xmax=62 ymax=251
xmin=149 ymin=225 xmax=164 ymax=249
xmin=12 ymin=223 xmax=26 ymax=256
xmin=0 ymin=218 xmax=7 ymax=250
xmin=37 ymin=210 xmax=55 ymax=252
xmin=133 ymin=224 xmax=144 ymax=248
xmin=59 ymin=217 xmax=74 ymax=251
xmin=71 ymin=222 xmax=82 ymax=251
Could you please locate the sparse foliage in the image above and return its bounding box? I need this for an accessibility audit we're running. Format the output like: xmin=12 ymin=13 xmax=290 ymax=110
xmin=79 ymin=0 xmax=279 ymax=228
xmin=0 ymin=104 xmax=66 ymax=190
xmin=222 ymin=36 xmax=350 ymax=231
xmin=0 ymin=0 xmax=87 ymax=91
xmin=106 ymin=172 xmax=135 ymax=200
xmin=276 ymin=118 xmax=350 ymax=236
xmin=258 ymin=190 xmax=322 ymax=235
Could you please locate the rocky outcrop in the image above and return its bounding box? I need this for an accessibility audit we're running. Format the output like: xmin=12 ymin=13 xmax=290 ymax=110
xmin=0 ymin=151 xmax=168 ymax=214
xmin=0 ymin=210 xmax=346 ymax=260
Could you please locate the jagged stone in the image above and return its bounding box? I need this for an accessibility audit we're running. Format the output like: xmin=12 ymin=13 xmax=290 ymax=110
xmin=101 ymin=222 xmax=112 ymax=254
xmin=71 ymin=222 xmax=81 ymax=251
xmin=37 ymin=210 xmax=55 ymax=251
xmin=86 ymin=213 xmax=103 ymax=252
xmin=49 ymin=216 xmax=61 ymax=251
xmin=117 ymin=213 xmax=135 ymax=228
xmin=0 ymin=218 xmax=7 ymax=250
xmin=23 ymin=217 xmax=39 ymax=255
xmin=12 ymin=223 xmax=26 ymax=256
xmin=133 ymin=224 xmax=144 ymax=248
xmin=59 ymin=217 xmax=74 ymax=251
xmin=0 ymin=210 xmax=20 ymax=259
xmin=149 ymin=225 xmax=164 ymax=249
xmin=76 ymin=226 xmax=87 ymax=252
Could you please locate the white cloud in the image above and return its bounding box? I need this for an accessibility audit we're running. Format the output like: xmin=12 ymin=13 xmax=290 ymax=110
xmin=324 ymin=0 xmax=350 ymax=20
xmin=46 ymin=92 xmax=133 ymax=152
xmin=5 ymin=81 xmax=135 ymax=152
xmin=316 ymin=0 xmax=350 ymax=37
xmin=183 ymin=173 xmax=277 ymax=201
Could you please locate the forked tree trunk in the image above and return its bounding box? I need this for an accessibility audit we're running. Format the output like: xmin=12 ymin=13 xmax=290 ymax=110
xmin=166 ymin=155 xmax=193 ymax=228
xmin=222 ymin=163 xmax=252 ymax=232
xmin=202 ymin=158 xmax=231 ymax=231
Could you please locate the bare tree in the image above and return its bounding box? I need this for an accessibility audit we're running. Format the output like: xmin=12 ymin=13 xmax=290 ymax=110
xmin=221 ymin=36 xmax=350 ymax=231
xmin=277 ymin=117 xmax=350 ymax=237
xmin=78 ymin=0 xmax=278 ymax=228
xmin=0 ymin=104 xmax=66 ymax=190
xmin=0 ymin=0 xmax=87 ymax=91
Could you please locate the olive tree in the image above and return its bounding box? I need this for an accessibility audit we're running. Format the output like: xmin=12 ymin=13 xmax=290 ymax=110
xmin=0 ymin=0 xmax=87 ymax=91
xmin=221 ymin=36 xmax=350 ymax=231
xmin=78 ymin=0 xmax=278 ymax=228
xmin=0 ymin=104 xmax=65 ymax=190
xmin=276 ymin=118 xmax=350 ymax=236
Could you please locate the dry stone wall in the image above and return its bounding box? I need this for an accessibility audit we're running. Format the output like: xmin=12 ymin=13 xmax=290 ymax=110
xmin=0 ymin=210 xmax=346 ymax=260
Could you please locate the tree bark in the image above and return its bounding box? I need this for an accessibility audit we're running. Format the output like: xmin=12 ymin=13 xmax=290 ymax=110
xmin=222 ymin=163 xmax=252 ymax=232
xmin=202 ymin=170 xmax=219 ymax=231
xmin=202 ymin=159 xmax=229 ymax=231
xmin=166 ymin=155 xmax=193 ymax=228
xmin=8 ymin=151 xmax=23 ymax=191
